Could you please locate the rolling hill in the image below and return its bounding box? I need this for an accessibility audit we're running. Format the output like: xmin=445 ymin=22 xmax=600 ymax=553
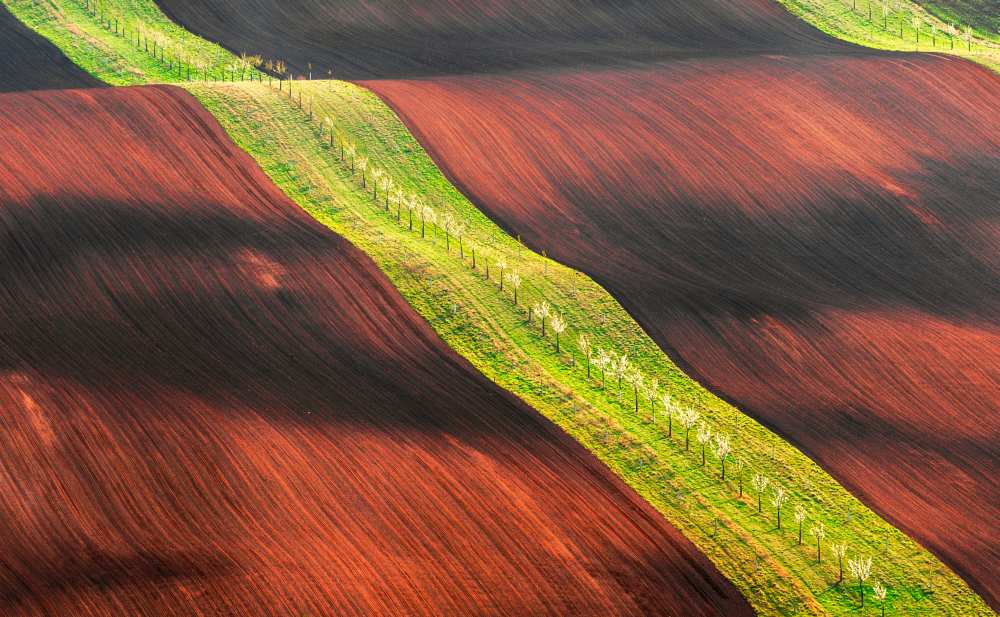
xmin=0 ymin=84 xmax=752 ymax=616
xmin=149 ymin=0 xmax=1000 ymax=608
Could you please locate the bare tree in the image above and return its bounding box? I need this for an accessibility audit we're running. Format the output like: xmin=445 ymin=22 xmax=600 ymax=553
xmin=810 ymin=522 xmax=826 ymax=563
xmin=794 ymin=504 xmax=806 ymax=545
xmin=714 ymin=434 xmax=731 ymax=479
xmin=578 ymin=334 xmax=593 ymax=381
xmin=507 ymin=271 xmax=522 ymax=304
xmin=680 ymin=408 xmax=700 ymax=451
xmin=772 ymin=486 xmax=788 ymax=529
xmin=751 ymin=474 xmax=769 ymax=512
xmin=697 ymin=422 xmax=713 ymax=466
xmin=873 ymin=580 xmax=888 ymax=617
xmin=848 ymin=556 xmax=873 ymax=608
xmin=550 ymin=313 xmax=567 ymax=352
xmin=832 ymin=542 xmax=848 ymax=583
xmin=734 ymin=458 xmax=745 ymax=496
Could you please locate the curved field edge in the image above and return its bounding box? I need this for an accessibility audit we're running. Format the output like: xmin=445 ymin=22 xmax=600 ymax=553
xmin=3 ymin=1 xmax=993 ymax=615
xmin=775 ymin=0 xmax=1000 ymax=72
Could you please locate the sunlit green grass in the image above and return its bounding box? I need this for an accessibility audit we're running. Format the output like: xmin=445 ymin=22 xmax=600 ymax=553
xmin=777 ymin=0 xmax=1000 ymax=72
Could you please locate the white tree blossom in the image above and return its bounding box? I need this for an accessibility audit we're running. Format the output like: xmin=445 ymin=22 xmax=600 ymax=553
xmin=873 ymin=580 xmax=888 ymax=616
xmin=751 ymin=474 xmax=769 ymax=512
xmin=680 ymin=407 xmax=700 ymax=451
xmin=578 ymin=334 xmax=593 ymax=380
xmin=794 ymin=504 xmax=807 ymax=544
xmin=714 ymin=434 xmax=731 ymax=479
xmin=507 ymin=270 xmax=522 ymax=305
xmin=496 ymin=258 xmax=508 ymax=291
xmin=772 ymin=486 xmax=789 ymax=529
xmin=613 ymin=353 xmax=629 ymax=400
xmin=848 ymin=556 xmax=874 ymax=608
xmin=696 ymin=422 xmax=713 ymax=466
xmin=832 ymin=542 xmax=848 ymax=583
xmin=550 ymin=313 xmax=567 ymax=352
xmin=625 ymin=367 xmax=643 ymax=414
xmin=596 ymin=348 xmax=610 ymax=388
xmin=534 ymin=301 xmax=551 ymax=336
xmin=810 ymin=522 xmax=826 ymax=563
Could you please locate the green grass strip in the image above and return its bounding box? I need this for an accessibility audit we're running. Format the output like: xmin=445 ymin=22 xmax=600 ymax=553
xmin=776 ymin=0 xmax=1000 ymax=72
xmin=4 ymin=0 xmax=996 ymax=614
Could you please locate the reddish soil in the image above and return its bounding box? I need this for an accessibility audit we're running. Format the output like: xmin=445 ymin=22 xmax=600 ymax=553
xmin=154 ymin=0 xmax=850 ymax=79
xmin=0 ymin=85 xmax=751 ymax=616
xmin=152 ymin=0 xmax=1000 ymax=607
xmin=0 ymin=3 xmax=102 ymax=92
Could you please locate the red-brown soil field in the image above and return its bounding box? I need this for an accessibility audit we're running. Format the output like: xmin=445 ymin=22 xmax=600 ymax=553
xmin=0 ymin=3 xmax=102 ymax=92
xmin=151 ymin=0 xmax=1000 ymax=608
xmin=0 ymin=85 xmax=753 ymax=616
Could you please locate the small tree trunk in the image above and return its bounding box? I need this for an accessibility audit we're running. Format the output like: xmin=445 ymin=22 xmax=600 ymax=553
xmin=685 ymin=429 xmax=690 ymax=451
xmin=816 ymin=542 xmax=821 ymax=563
xmin=798 ymin=524 xmax=803 ymax=545
xmin=757 ymin=493 xmax=762 ymax=513
xmin=738 ymin=472 xmax=742 ymax=496
xmin=777 ymin=508 xmax=781 ymax=530
xmin=721 ymin=459 xmax=726 ymax=481
xmin=633 ymin=386 xmax=638 ymax=414
xmin=555 ymin=334 xmax=560 ymax=353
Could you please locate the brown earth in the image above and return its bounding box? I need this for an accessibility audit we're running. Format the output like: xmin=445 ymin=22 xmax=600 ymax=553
xmin=150 ymin=0 xmax=1000 ymax=608
xmin=0 ymin=85 xmax=753 ymax=616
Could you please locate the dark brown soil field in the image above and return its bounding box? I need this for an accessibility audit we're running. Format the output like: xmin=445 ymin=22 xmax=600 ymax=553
xmin=0 ymin=85 xmax=752 ymax=616
xmin=0 ymin=3 xmax=102 ymax=92
xmin=152 ymin=0 xmax=1000 ymax=608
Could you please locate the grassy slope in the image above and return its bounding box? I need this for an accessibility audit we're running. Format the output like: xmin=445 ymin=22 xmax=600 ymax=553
xmin=777 ymin=0 xmax=1000 ymax=71
xmin=3 ymin=0 xmax=994 ymax=615
xmin=913 ymin=0 xmax=1000 ymax=42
